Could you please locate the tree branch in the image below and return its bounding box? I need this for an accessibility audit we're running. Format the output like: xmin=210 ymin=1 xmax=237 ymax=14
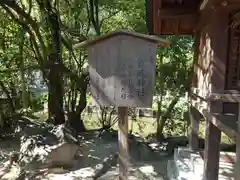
xmin=0 ymin=0 xmax=47 ymax=58
xmin=88 ymin=0 xmax=100 ymax=35
xmin=2 ymin=5 xmax=44 ymax=66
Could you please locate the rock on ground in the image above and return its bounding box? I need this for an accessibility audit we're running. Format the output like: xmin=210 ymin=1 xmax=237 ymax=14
xmin=19 ymin=123 xmax=80 ymax=170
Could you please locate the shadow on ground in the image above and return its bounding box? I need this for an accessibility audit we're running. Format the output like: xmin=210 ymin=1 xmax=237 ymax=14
xmin=0 ymin=130 xmax=171 ymax=180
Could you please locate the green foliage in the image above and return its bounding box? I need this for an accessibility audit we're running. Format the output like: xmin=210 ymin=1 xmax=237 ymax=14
xmin=163 ymin=97 xmax=189 ymax=136
xmin=29 ymin=92 xmax=47 ymax=111
xmin=0 ymin=0 xmax=194 ymax=136
xmin=155 ymin=36 xmax=193 ymax=96
xmin=154 ymin=35 xmax=193 ymax=137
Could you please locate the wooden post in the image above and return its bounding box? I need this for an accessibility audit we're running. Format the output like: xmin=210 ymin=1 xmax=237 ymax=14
xmin=189 ymin=29 xmax=200 ymax=151
xmin=118 ymin=106 xmax=129 ymax=180
xmin=203 ymin=120 xmax=221 ymax=180
xmin=235 ymin=103 xmax=240 ymax=180
xmin=189 ymin=106 xmax=201 ymax=151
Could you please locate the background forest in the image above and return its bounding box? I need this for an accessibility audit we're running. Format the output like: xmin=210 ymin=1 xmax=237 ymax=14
xmin=0 ymin=1 xmax=237 ymax=180
xmin=0 ymin=0 xmax=193 ymax=138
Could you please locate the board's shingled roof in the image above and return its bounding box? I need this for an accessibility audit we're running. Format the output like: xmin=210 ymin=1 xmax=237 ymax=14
xmin=73 ymin=29 xmax=169 ymax=49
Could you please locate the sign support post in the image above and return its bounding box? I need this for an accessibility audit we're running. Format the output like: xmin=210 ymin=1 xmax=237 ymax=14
xmin=118 ymin=106 xmax=129 ymax=180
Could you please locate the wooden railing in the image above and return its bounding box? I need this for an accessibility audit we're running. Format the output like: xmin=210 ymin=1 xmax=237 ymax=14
xmin=191 ymin=87 xmax=240 ymax=140
xmin=208 ymin=93 xmax=240 ymax=103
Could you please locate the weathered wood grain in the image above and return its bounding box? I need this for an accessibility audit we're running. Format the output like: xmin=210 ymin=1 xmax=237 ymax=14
xmin=203 ymin=120 xmax=221 ymax=180
xmin=88 ymin=34 xmax=157 ymax=108
xmin=118 ymin=107 xmax=129 ymax=180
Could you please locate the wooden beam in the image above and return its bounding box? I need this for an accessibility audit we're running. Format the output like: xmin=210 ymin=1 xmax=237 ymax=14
xmin=200 ymin=0 xmax=209 ymax=10
xmin=191 ymin=102 xmax=239 ymax=140
xmin=192 ymin=88 xmax=240 ymax=102
xmin=199 ymin=0 xmax=220 ymax=10
xmin=157 ymin=6 xmax=198 ymax=18
xmin=208 ymin=113 xmax=238 ymax=140
xmin=200 ymin=0 xmax=240 ymax=11
xmin=203 ymin=120 xmax=221 ymax=180
xmin=208 ymin=93 xmax=240 ymax=102
xmin=158 ymin=13 xmax=198 ymax=19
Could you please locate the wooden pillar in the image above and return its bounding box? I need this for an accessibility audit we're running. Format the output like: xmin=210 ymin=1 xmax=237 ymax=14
xmin=189 ymin=27 xmax=201 ymax=151
xmin=189 ymin=106 xmax=201 ymax=151
xmin=203 ymin=120 xmax=221 ymax=180
xmin=235 ymin=103 xmax=240 ymax=180
xmin=118 ymin=107 xmax=129 ymax=180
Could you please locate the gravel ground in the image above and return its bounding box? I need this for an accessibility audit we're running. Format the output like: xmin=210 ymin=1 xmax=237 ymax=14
xmin=0 ymin=132 xmax=171 ymax=180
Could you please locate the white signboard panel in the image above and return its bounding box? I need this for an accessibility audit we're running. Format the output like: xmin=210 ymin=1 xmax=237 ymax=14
xmin=88 ymin=35 xmax=156 ymax=108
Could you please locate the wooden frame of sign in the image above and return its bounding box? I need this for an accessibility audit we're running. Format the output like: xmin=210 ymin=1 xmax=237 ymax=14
xmin=74 ymin=29 xmax=169 ymax=179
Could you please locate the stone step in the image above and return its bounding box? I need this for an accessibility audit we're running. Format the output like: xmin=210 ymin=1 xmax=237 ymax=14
xmin=167 ymin=160 xmax=177 ymax=180
xmin=168 ymin=147 xmax=235 ymax=180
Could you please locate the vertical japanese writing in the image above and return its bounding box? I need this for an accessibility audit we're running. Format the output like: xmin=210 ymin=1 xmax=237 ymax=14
xmin=137 ymin=89 xmax=145 ymax=97
xmin=121 ymin=87 xmax=127 ymax=99
xmin=119 ymin=60 xmax=127 ymax=100
xmin=135 ymin=58 xmax=148 ymax=97
xmin=127 ymin=63 xmax=133 ymax=99
xmin=121 ymin=78 xmax=126 ymax=86
xmin=127 ymin=91 xmax=133 ymax=99
xmin=118 ymin=59 xmax=135 ymax=100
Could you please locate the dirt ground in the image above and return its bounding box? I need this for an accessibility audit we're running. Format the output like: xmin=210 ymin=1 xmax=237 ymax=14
xmin=0 ymin=131 xmax=171 ymax=180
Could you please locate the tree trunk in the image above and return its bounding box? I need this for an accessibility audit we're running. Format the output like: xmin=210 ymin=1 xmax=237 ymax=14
xmin=67 ymin=80 xmax=87 ymax=132
xmin=156 ymin=55 xmax=164 ymax=140
xmin=156 ymin=99 xmax=163 ymax=140
xmin=47 ymin=6 xmax=64 ymax=125
xmin=0 ymin=81 xmax=15 ymax=113
xmin=48 ymin=65 xmax=64 ymax=125
xmin=19 ymin=28 xmax=29 ymax=109
xmin=66 ymin=111 xmax=86 ymax=132
xmin=157 ymin=96 xmax=180 ymax=139
xmin=89 ymin=0 xmax=100 ymax=36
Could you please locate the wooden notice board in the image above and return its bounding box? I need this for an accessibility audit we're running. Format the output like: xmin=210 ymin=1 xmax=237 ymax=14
xmin=74 ymin=29 xmax=169 ymax=180
xmin=74 ymin=29 xmax=169 ymax=108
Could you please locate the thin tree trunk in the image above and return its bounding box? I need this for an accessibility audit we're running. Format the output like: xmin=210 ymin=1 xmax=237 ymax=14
xmin=157 ymin=96 xmax=180 ymax=138
xmin=156 ymin=55 xmax=164 ymax=139
xmin=0 ymin=81 xmax=15 ymax=113
xmin=89 ymin=0 xmax=100 ymax=35
xmin=19 ymin=28 xmax=29 ymax=109
xmin=156 ymin=96 xmax=163 ymax=138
